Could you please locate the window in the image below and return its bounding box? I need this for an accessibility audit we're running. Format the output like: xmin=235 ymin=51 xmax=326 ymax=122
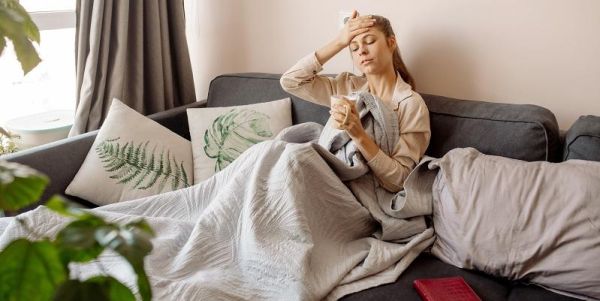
xmin=0 ymin=0 xmax=76 ymax=126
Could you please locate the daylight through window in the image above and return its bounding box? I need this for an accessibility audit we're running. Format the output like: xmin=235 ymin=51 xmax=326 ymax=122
xmin=0 ymin=0 xmax=76 ymax=126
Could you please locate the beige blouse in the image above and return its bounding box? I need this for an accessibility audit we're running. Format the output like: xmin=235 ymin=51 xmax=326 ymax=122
xmin=280 ymin=52 xmax=431 ymax=192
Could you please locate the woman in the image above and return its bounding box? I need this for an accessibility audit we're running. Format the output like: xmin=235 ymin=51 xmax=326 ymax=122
xmin=280 ymin=10 xmax=431 ymax=193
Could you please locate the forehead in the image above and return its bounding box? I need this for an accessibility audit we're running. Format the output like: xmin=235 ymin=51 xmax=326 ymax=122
xmin=350 ymin=31 xmax=384 ymax=43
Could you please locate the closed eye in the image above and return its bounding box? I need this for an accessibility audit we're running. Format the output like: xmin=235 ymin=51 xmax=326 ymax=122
xmin=351 ymin=41 xmax=375 ymax=51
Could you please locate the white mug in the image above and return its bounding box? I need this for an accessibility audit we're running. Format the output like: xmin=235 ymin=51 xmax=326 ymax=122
xmin=330 ymin=94 xmax=358 ymax=129
xmin=330 ymin=95 xmax=350 ymax=129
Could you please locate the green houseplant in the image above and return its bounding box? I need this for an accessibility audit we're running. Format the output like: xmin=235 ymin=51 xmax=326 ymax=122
xmin=1 ymin=2 xmax=155 ymax=300
xmin=0 ymin=0 xmax=41 ymax=74
xmin=0 ymin=127 xmax=19 ymax=155
xmin=0 ymin=161 xmax=156 ymax=301
xmin=0 ymin=0 xmax=38 ymax=156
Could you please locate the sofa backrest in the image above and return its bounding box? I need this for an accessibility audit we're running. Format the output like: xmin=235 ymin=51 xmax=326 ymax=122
xmin=207 ymin=73 xmax=331 ymax=126
xmin=208 ymin=73 xmax=560 ymax=162
xmin=563 ymin=115 xmax=600 ymax=161
xmin=423 ymin=94 xmax=560 ymax=162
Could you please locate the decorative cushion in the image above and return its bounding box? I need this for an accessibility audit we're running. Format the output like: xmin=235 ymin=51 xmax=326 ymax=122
xmin=430 ymin=148 xmax=600 ymax=300
xmin=65 ymin=99 xmax=193 ymax=205
xmin=187 ymin=98 xmax=292 ymax=184
xmin=563 ymin=115 xmax=600 ymax=162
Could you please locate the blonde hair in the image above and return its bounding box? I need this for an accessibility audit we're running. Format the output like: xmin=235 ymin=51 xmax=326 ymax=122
xmin=368 ymin=15 xmax=416 ymax=90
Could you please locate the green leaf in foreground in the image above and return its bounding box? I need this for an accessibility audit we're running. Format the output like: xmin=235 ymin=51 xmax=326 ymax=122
xmin=53 ymin=276 xmax=135 ymax=301
xmin=125 ymin=219 xmax=156 ymax=236
xmin=0 ymin=160 xmax=49 ymax=211
xmin=11 ymin=33 xmax=41 ymax=74
xmin=5 ymin=0 xmax=40 ymax=43
xmin=0 ymin=1 xmax=41 ymax=74
xmin=0 ymin=239 xmax=66 ymax=301
xmin=0 ymin=36 xmax=5 ymax=55
xmin=55 ymin=218 xmax=107 ymax=264
xmin=46 ymin=196 xmax=94 ymax=219
xmin=48 ymin=197 xmax=155 ymax=300
xmin=96 ymin=224 xmax=155 ymax=301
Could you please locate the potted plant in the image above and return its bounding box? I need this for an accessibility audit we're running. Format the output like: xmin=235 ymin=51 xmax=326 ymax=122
xmin=0 ymin=127 xmax=19 ymax=155
xmin=1 ymin=2 xmax=155 ymax=300
xmin=0 ymin=161 xmax=156 ymax=300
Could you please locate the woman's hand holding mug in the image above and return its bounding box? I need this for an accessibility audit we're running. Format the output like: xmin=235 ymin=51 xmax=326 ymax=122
xmin=330 ymin=95 xmax=350 ymax=130
xmin=329 ymin=95 xmax=363 ymax=139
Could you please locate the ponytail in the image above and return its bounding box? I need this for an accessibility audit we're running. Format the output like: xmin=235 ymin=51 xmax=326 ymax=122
xmin=392 ymin=47 xmax=415 ymax=90
xmin=371 ymin=15 xmax=416 ymax=90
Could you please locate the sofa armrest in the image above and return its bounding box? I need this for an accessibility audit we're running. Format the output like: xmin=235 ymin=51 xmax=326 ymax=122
xmin=2 ymin=131 xmax=98 ymax=211
xmin=2 ymin=100 xmax=206 ymax=212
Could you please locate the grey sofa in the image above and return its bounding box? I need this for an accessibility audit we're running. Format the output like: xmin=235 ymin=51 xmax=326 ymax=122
xmin=5 ymin=73 xmax=600 ymax=301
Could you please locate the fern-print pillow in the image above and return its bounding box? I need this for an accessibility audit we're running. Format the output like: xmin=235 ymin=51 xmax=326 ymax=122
xmin=95 ymin=138 xmax=190 ymax=191
xmin=66 ymin=98 xmax=193 ymax=205
xmin=187 ymin=98 xmax=292 ymax=184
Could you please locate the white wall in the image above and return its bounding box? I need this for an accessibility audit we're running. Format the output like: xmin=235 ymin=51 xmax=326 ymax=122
xmin=185 ymin=0 xmax=600 ymax=129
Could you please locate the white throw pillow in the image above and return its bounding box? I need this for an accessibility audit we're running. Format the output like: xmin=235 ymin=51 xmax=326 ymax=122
xmin=66 ymin=98 xmax=193 ymax=205
xmin=187 ymin=98 xmax=292 ymax=184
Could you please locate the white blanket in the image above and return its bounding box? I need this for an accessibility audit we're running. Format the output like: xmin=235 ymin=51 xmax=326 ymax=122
xmin=0 ymin=94 xmax=434 ymax=300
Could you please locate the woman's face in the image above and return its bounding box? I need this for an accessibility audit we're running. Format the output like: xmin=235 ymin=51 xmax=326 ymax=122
xmin=349 ymin=28 xmax=396 ymax=75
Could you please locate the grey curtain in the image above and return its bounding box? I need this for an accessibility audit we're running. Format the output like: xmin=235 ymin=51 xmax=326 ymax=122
xmin=70 ymin=0 xmax=196 ymax=136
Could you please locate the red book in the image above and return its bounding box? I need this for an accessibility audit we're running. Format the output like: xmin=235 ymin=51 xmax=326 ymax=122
xmin=413 ymin=277 xmax=481 ymax=301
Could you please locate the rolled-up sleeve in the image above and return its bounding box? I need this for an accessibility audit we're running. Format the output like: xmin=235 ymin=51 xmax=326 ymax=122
xmin=367 ymin=95 xmax=431 ymax=192
xmin=280 ymin=52 xmax=357 ymax=107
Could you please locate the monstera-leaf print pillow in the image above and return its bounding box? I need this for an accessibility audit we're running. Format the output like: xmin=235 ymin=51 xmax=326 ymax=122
xmin=66 ymin=98 xmax=193 ymax=206
xmin=187 ymin=98 xmax=292 ymax=184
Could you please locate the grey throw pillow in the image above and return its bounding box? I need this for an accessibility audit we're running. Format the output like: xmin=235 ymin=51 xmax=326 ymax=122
xmin=430 ymin=148 xmax=600 ymax=300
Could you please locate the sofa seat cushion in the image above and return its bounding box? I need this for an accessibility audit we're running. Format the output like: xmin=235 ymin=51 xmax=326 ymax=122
xmin=563 ymin=115 xmax=600 ymax=162
xmin=341 ymin=253 xmax=508 ymax=301
xmin=508 ymin=285 xmax=580 ymax=301
xmin=341 ymin=253 xmax=577 ymax=301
